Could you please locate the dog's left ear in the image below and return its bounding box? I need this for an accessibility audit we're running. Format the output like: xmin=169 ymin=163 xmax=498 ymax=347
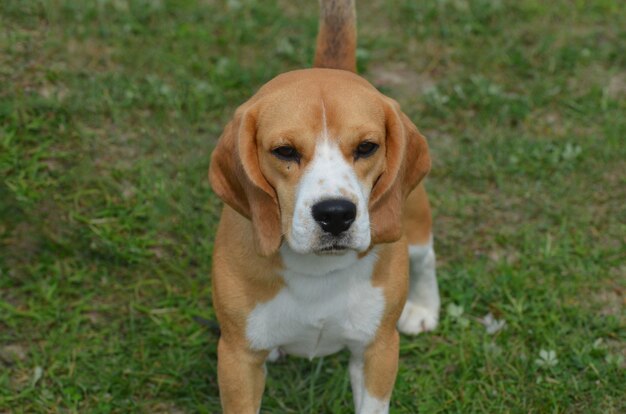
xmin=369 ymin=97 xmax=431 ymax=244
xmin=209 ymin=103 xmax=282 ymax=256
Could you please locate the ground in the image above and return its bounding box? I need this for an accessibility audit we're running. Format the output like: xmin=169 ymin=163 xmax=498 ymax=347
xmin=1 ymin=0 xmax=625 ymax=412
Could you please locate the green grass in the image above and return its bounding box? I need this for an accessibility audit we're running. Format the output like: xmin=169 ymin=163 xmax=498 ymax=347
xmin=1 ymin=0 xmax=624 ymax=412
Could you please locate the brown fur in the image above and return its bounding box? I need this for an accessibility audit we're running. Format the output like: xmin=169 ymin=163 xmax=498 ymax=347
xmin=368 ymin=98 xmax=431 ymax=244
xmin=208 ymin=1 xmax=434 ymax=411
xmin=209 ymin=69 xmax=431 ymax=255
xmin=209 ymin=105 xmax=282 ymax=256
xmin=314 ymin=0 xmax=357 ymax=72
xmin=403 ymin=182 xmax=433 ymax=245
xmin=209 ymin=69 xmax=433 ymax=413
xmin=212 ymin=206 xmax=284 ymax=413
xmin=363 ymin=237 xmax=409 ymax=399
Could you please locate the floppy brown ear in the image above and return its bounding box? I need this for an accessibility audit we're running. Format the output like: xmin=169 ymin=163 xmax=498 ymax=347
xmin=209 ymin=104 xmax=282 ymax=256
xmin=369 ymin=98 xmax=431 ymax=244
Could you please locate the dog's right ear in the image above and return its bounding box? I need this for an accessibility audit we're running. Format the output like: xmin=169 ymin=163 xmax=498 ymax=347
xmin=209 ymin=104 xmax=282 ymax=256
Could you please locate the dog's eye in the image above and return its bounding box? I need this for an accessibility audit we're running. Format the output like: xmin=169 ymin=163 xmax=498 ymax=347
xmin=272 ymin=145 xmax=300 ymax=163
xmin=355 ymin=141 xmax=379 ymax=159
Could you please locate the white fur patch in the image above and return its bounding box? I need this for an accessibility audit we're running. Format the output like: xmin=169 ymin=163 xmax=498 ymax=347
xmin=246 ymin=246 xmax=384 ymax=359
xmin=397 ymin=237 xmax=440 ymax=335
xmin=349 ymin=357 xmax=365 ymax=412
xmin=350 ymin=355 xmax=390 ymax=414
xmin=287 ymin=138 xmax=371 ymax=254
xmin=360 ymin=391 xmax=389 ymax=414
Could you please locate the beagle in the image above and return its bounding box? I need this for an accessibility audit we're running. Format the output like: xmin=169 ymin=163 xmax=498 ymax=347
xmin=208 ymin=1 xmax=440 ymax=412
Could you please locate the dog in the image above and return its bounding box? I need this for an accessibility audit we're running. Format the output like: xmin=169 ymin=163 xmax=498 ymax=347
xmin=208 ymin=1 xmax=440 ymax=412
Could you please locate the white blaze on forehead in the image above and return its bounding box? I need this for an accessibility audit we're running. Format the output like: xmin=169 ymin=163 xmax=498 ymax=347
xmin=303 ymin=141 xmax=359 ymax=201
xmin=287 ymin=130 xmax=372 ymax=254
xmin=321 ymin=99 xmax=330 ymax=140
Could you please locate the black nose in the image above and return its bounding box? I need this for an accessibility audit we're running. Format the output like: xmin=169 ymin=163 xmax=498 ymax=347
xmin=311 ymin=199 xmax=357 ymax=236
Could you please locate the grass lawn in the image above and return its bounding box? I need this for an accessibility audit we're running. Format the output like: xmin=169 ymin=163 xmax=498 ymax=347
xmin=1 ymin=0 xmax=625 ymax=412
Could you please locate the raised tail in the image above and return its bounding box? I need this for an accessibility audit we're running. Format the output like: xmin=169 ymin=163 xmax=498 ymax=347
xmin=313 ymin=0 xmax=357 ymax=72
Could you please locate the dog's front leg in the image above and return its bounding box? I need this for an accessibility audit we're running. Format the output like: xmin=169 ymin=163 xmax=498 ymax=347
xmin=398 ymin=239 xmax=440 ymax=335
xmin=350 ymin=329 xmax=399 ymax=414
xmin=217 ymin=337 xmax=268 ymax=414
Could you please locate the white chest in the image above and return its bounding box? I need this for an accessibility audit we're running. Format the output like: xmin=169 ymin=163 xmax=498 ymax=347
xmin=245 ymin=248 xmax=385 ymax=359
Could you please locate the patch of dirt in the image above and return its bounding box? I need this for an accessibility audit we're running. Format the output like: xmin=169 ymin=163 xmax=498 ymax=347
xmin=368 ymin=62 xmax=436 ymax=98
xmin=66 ymin=38 xmax=117 ymax=73
xmin=525 ymin=110 xmax=569 ymax=139
xmin=0 ymin=344 xmax=28 ymax=365
xmin=487 ymin=248 xmax=520 ymax=265
xmin=595 ymin=266 xmax=625 ymax=320
xmin=2 ymin=26 xmax=117 ymax=100
xmin=148 ymin=402 xmax=185 ymax=414
xmin=85 ymin=311 xmax=105 ymax=326
xmin=3 ymin=222 xmax=40 ymax=264
xmin=38 ymin=82 xmax=70 ymax=102
xmin=567 ymin=63 xmax=617 ymax=99
xmin=8 ymin=367 xmax=31 ymax=391
xmin=83 ymin=123 xmax=140 ymax=172
xmin=0 ymin=27 xmax=48 ymax=96
xmin=593 ymin=286 xmax=625 ymax=319
xmin=606 ymin=72 xmax=626 ymax=100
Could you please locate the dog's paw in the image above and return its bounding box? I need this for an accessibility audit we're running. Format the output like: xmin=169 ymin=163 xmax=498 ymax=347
xmin=267 ymin=347 xmax=286 ymax=363
xmin=397 ymin=300 xmax=439 ymax=335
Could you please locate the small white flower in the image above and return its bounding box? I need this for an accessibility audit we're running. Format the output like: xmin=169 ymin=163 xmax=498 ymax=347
xmin=32 ymin=366 xmax=43 ymax=386
xmin=480 ymin=312 xmax=506 ymax=335
xmin=446 ymin=303 xmax=464 ymax=318
xmin=605 ymin=354 xmax=624 ymax=366
xmin=592 ymin=338 xmax=605 ymax=350
xmin=535 ymin=349 xmax=558 ymax=368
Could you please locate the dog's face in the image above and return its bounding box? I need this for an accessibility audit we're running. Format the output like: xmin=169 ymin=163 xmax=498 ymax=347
xmin=256 ymin=80 xmax=386 ymax=255
xmin=210 ymin=69 xmax=430 ymax=256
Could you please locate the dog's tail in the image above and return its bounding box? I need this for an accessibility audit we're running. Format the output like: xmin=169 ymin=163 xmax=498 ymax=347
xmin=313 ymin=0 xmax=357 ymax=72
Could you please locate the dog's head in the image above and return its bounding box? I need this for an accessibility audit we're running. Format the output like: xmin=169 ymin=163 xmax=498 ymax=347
xmin=210 ymin=69 xmax=430 ymax=256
